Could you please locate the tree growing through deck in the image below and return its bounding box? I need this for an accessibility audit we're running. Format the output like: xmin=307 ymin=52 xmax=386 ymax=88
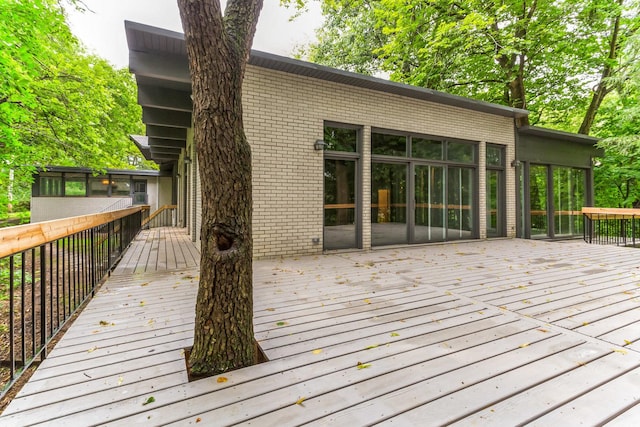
xmin=177 ymin=0 xmax=263 ymax=375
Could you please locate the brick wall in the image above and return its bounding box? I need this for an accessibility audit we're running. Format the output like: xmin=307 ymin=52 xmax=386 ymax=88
xmin=239 ymin=66 xmax=517 ymax=258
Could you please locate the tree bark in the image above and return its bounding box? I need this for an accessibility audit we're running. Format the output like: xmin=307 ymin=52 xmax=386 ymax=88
xmin=178 ymin=0 xmax=263 ymax=376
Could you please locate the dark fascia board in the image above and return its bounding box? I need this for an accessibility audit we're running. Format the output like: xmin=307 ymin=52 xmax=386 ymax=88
xmin=148 ymin=137 xmax=186 ymax=149
xmin=36 ymin=166 xmax=161 ymax=177
xmin=146 ymin=125 xmax=187 ymax=140
xmin=125 ymin=20 xmax=528 ymax=119
xmin=143 ymin=107 xmax=192 ymax=128
xmin=518 ymin=126 xmax=600 ymax=146
xmin=138 ymin=84 xmax=192 ymax=112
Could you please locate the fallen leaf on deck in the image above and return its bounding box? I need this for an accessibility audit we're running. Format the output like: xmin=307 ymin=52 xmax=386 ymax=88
xmin=582 ymin=322 xmax=589 ymax=326
xmin=276 ymin=321 xmax=288 ymax=326
xmin=139 ymin=301 xmax=145 ymax=307
xmin=365 ymin=344 xmax=378 ymax=350
xmin=364 ymin=298 xmax=371 ymax=304
xmin=265 ymin=308 xmax=276 ymax=312
xmin=295 ymin=397 xmax=306 ymax=405
xmin=117 ymin=376 xmax=124 ymax=385
xmin=623 ymin=291 xmax=634 ymax=295
xmin=147 ymin=319 xmax=155 ymax=326
xmin=613 ymin=348 xmax=628 ymax=355
xmin=87 ymin=346 xmax=98 ymax=353
xmin=624 ymin=340 xmax=632 ymax=345
xmin=499 ymin=306 xmax=507 ymax=310
xmin=519 ymin=343 xmax=529 ymax=348
xmin=217 ymin=377 xmax=228 ymax=383
xmin=390 ymin=332 xmax=400 ymax=337
xmin=142 ymin=396 xmax=155 ymax=406
xmin=196 ymin=418 xmax=202 ymax=423
xmin=537 ymin=328 xmax=549 ymax=333
xmin=140 ymin=282 xmax=149 ymax=287
xmin=312 ymin=349 xmax=323 ymax=355
xmin=357 ymin=362 xmax=371 ymax=369
xmin=99 ymin=320 xmax=110 ymax=326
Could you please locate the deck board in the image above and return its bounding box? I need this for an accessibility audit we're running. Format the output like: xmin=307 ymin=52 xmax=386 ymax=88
xmin=3 ymin=237 xmax=640 ymax=425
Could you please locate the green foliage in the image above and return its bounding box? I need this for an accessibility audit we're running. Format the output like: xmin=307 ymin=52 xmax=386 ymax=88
xmin=287 ymin=0 xmax=640 ymax=208
xmin=0 ymin=0 xmax=154 ymax=218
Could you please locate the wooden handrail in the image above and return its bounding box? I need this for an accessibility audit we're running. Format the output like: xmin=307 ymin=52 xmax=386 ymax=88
xmin=142 ymin=204 xmax=177 ymax=226
xmin=582 ymin=207 xmax=640 ymax=219
xmin=0 ymin=206 xmax=143 ymax=259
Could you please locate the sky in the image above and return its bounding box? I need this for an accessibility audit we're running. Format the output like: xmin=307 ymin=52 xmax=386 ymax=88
xmin=65 ymin=0 xmax=323 ymax=68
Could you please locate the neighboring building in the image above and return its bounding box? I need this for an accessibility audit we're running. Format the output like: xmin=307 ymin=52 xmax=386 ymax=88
xmin=124 ymin=21 xmax=601 ymax=259
xmin=30 ymin=166 xmax=173 ymax=223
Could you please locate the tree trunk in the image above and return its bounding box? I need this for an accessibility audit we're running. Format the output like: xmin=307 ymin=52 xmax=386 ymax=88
xmin=178 ymin=0 xmax=263 ymax=376
xmin=578 ymin=0 xmax=622 ymax=135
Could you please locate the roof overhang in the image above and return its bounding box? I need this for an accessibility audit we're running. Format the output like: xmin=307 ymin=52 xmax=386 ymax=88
xmin=125 ymin=20 xmax=530 ymax=164
xmin=518 ymin=126 xmax=600 ymax=146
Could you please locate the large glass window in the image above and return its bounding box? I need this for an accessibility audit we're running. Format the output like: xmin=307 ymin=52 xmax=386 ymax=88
xmin=447 ymin=141 xmax=475 ymax=163
xmin=371 ymin=131 xmax=477 ymax=246
xmin=414 ymin=165 xmax=446 ymax=242
xmin=64 ymin=174 xmax=86 ymax=197
xmin=89 ymin=176 xmax=110 ymax=196
xmin=530 ymin=165 xmax=548 ymax=236
xmin=111 ymin=177 xmax=131 ymax=197
xmin=486 ymin=145 xmax=505 ymax=237
xmin=372 ymin=133 xmax=407 ymax=156
xmin=554 ymin=167 xmax=585 ymax=236
xmin=324 ymin=159 xmax=357 ymax=250
xmin=323 ymin=123 xmax=360 ymax=250
xmin=39 ymin=174 xmax=63 ymax=196
xmin=324 ymin=126 xmax=358 ymax=152
xmin=412 ymin=138 xmax=443 ymax=160
xmin=448 ymin=167 xmax=475 ymax=240
xmin=371 ymin=163 xmax=407 ymax=246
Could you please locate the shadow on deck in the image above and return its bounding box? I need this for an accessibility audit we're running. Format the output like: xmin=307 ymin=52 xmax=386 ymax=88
xmin=2 ymin=234 xmax=640 ymax=425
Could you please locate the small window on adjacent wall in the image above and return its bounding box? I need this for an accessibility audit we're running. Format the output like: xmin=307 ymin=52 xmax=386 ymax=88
xmin=64 ymin=174 xmax=86 ymax=196
xmin=89 ymin=176 xmax=110 ymax=196
xmin=39 ymin=174 xmax=63 ymax=196
xmin=111 ymin=177 xmax=131 ymax=197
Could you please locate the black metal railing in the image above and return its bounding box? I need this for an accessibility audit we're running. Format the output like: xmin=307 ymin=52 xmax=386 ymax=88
xmin=0 ymin=207 xmax=143 ymax=399
xmin=583 ymin=208 xmax=640 ymax=247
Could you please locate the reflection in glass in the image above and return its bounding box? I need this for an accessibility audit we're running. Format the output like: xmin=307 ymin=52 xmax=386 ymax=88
xmin=65 ymin=174 xmax=86 ymax=196
xmin=554 ymin=167 xmax=585 ymax=236
xmin=530 ymin=165 xmax=548 ymax=236
xmin=447 ymin=167 xmax=474 ymax=240
xmin=372 ymin=133 xmax=407 ymax=156
xmin=324 ymin=127 xmax=358 ymax=152
xmin=324 ymin=159 xmax=357 ymax=249
xmin=371 ymin=163 xmax=407 ymax=246
xmin=89 ymin=176 xmax=109 ymax=196
xmin=486 ymin=145 xmax=504 ymax=167
xmin=486 ymin=170 xmax=501 ymax=237
xmin=414 ymin=165 xmax=446 ymax=242
xmin=412 ymin=139 xmax=443 ymax=160
xmin=40 ymin=175 xmax=62 ymax=196
xmin=111 ymin=178 xmax=131 ymax=196
xmin=447 ymin=142 xmax=474 ymax=163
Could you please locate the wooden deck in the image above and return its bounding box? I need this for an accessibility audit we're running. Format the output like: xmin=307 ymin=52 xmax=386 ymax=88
xmin=2 ymin=236 xmax=640 ymax=425
xmin=112 ymin=227 xmax=200 ymax=274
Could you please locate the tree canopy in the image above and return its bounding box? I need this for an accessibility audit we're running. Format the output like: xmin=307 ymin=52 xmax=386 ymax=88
xmin=287 ymin=0 xmax=640 ymax=206
xmin=0 ymin=0 xmax=152 ymax=218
